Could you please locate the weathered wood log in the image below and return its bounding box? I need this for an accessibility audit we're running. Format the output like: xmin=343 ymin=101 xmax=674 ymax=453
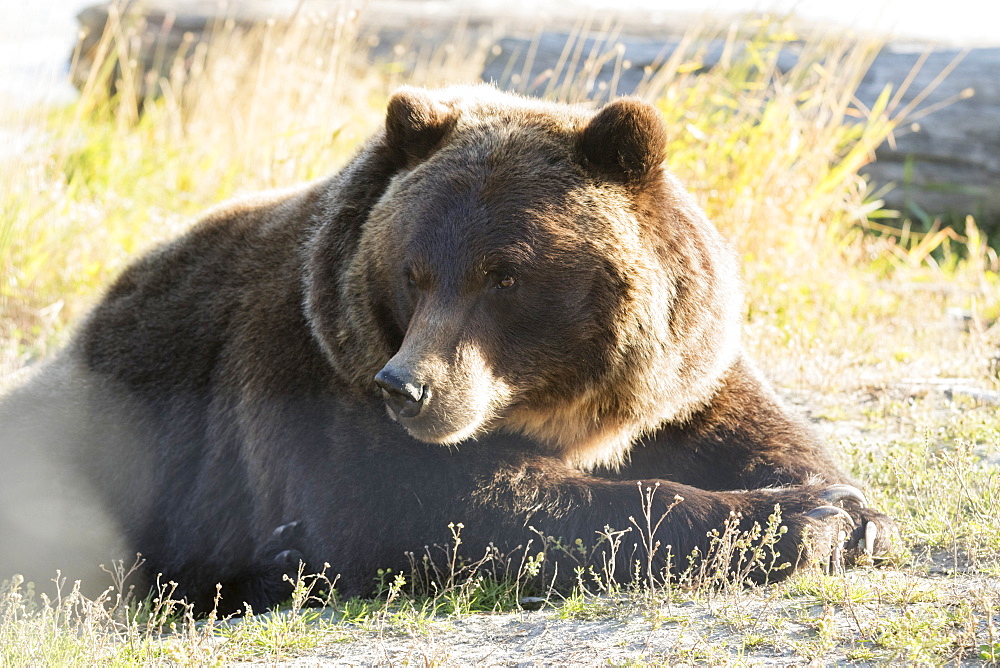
xmin=482 ymin=33 xmax=1000 ymax=229
xmin=73 ymin=2 xmax=1000 ymax=229
xmin=855 ymin=47 xmax=1000 ymax=224
xmin=72 ymin=1 xmax=303 ymax=98
xmin=479 ymin=32 xmax=802 ymax=101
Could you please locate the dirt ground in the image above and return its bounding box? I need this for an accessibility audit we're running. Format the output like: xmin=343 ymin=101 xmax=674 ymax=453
xmin=213 ymin=570 xmax=998 ymax=665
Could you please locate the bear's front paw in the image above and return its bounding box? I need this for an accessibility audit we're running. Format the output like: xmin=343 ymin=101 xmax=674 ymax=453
xmin=803 ymin=484 xmax=898 ymax=572
xmin=264 ymin=521 xmax=308 ymax=574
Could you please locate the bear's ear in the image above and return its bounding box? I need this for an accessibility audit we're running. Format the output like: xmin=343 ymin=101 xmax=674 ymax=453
xmin=385 ymin=87 xmax=457 ymax=166
xmin=580 ymin=98 xmax=667 ymax=184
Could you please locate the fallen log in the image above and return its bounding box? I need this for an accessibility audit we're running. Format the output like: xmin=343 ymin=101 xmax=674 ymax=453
xmin=73 ymin=2 xmax=1000 ymax=230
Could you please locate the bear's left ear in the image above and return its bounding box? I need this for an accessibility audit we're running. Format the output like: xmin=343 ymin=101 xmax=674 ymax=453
xmin=580 ymin=98 xmax=667 ymax=184
xmin=385 ymin=87 xmax=458 ymax=166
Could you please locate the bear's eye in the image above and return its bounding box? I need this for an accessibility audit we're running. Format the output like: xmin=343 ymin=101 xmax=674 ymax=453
xmin=405 ymin=268 xmax=417 ymax=288
xmin=495 ymin=275 xmax=517 ymax=290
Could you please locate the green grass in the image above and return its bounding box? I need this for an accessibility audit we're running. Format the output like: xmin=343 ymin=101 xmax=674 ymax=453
xmin=2 ymin=4 xmax=1000 ymax=665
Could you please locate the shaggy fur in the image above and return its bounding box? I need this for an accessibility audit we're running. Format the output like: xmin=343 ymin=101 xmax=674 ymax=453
xmin=0 ymin=86 xmax=893 ymax=613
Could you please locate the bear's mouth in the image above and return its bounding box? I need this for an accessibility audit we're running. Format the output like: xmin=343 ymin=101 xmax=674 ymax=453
xmin=387 ymin=404 xmax=492 ymax=445
xmin=377 ymin=377 xmax=509 ymax=446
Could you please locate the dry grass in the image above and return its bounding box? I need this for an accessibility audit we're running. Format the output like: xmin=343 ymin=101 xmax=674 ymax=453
xmin=2 ymin=2 xmax=999 ymax=664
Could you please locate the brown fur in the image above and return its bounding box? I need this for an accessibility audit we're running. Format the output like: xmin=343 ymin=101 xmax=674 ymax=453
xmin=0 ymin=85 xmax=894 ymax=613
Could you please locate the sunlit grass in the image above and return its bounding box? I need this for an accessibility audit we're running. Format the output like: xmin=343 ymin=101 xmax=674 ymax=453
xmin=0 ymin=3 xmax=490 ymax=374
xmin=3 ymin=7 xmax=974 ymax=373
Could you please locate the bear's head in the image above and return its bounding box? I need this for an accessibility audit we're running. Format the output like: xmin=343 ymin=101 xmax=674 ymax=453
xmin=305 ymin=86 xmax=742 ymax=470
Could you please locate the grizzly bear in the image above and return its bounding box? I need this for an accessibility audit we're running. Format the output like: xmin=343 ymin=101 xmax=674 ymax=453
xmin=0 ymin=85 xmax=894 ymax=614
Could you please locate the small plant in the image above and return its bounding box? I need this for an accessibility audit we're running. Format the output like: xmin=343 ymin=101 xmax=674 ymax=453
xmin=982 ymin=642 xmax=1000 ymax=663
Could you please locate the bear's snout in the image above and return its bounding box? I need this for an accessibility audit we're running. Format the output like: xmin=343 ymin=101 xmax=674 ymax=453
xmin=374 ymin=340 xmax=510 ymax=444
xmin=374 ymin=365 xmax=426 ymax=419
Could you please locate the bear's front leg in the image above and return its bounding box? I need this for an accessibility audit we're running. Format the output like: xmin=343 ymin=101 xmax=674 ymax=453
xmin=474 ymin=461 xmax=886 ymax=586
xmin=601 ymin=356 xmax=899 ymax=567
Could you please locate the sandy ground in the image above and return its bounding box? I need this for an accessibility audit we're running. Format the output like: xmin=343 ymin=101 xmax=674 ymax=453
xmin=211 ymin=571 xmax=1000 ymax=665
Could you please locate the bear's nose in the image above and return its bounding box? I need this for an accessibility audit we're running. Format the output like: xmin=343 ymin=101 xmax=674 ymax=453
xmin=374 ymin=366 xmax=426 ymax=418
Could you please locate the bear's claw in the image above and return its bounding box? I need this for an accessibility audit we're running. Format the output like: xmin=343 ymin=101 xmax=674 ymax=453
xmin=819 ymin=484 xmax=868 ymax=507
xmin=802 ymin=504 xmax=854 ymax=574
xmin=275 ymin=549 xmax=305 ymax=569
xmin=805 ymin=504 xmax=855 ymax=526
xmin=861 ymin=521 xmax=878 ymax=558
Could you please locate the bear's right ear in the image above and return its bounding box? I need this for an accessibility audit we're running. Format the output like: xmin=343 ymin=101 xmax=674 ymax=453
xmin=385 ymin=87 xmax=457 ymax=167
xmin=580 ymin=97 xmax=667 ymax=185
